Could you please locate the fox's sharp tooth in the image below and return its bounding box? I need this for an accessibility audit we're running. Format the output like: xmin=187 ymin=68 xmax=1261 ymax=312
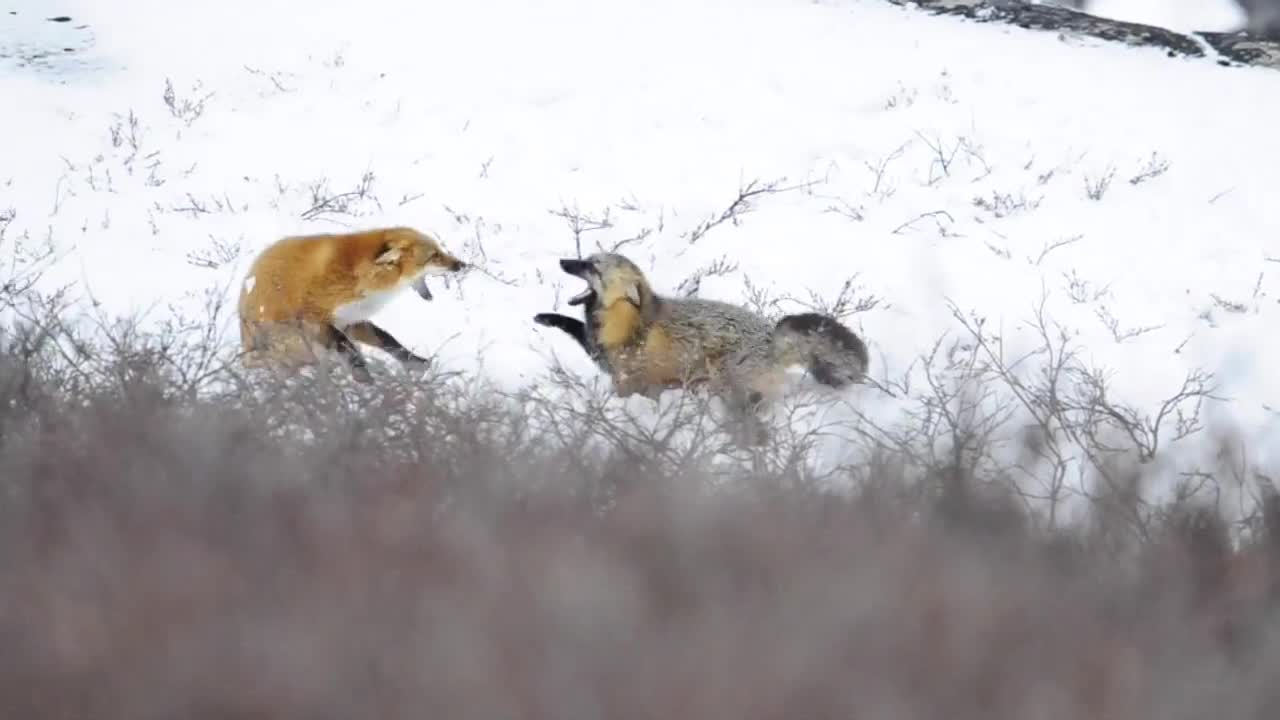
xmin=412 ymin=275 xmax=433 ymax=301
xmin=567 ymin=288 xmax=592 ymax=306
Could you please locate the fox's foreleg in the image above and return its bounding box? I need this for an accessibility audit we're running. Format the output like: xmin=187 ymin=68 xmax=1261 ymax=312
xmin=343 ymin=321 xmax=432 ymax=372
xmin=533 ymin=313 xmax=595 ymax=357
xmin=321 ymin=323 xmax=375 ymax=383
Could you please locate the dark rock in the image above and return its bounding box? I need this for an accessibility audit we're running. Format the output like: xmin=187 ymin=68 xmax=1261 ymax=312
xmin=890 ymin=0 xmax=1280 ymax=71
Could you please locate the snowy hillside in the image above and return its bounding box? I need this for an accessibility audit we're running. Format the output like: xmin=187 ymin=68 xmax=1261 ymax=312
xmin=4 ymin=0 xmax=1279 ymax=496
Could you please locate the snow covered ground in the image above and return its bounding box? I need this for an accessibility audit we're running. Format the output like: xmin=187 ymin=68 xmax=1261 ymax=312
xmin=1087 ymin=0 xmax=1246 ymax=32
xmin=3 ymin=0 xmax=1278 ymax=497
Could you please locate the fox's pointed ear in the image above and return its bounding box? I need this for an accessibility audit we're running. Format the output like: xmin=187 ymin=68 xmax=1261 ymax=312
xmin=375 ymin=243 xmax=402 ymax=265
xmin=625 ymin=282 xmax=643 ymax=308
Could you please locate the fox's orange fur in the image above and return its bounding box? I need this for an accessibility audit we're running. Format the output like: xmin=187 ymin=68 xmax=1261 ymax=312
xmin=591 ymin=265 xmax=731 ymax=397
xmin=237 ymin=226 xmax=465 ymax=380
xmin=595 ymin=299 xmax=691 ymax=396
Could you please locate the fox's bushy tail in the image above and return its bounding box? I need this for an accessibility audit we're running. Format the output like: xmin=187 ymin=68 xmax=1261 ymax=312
xmin=771 ymin=312 xmax=869 ymax=388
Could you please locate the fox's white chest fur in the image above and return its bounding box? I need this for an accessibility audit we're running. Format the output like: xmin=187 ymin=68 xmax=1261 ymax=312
xmin=333 ymin=288 xmax=402 ymax=328
xmin=331 ymin=265 xmax=446 ymax=328
xmin=332 ymin=275 xmax=419 ymax=328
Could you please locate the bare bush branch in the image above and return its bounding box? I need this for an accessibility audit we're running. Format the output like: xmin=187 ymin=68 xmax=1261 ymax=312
xmin=1033 ymin=234 xmax=1082 ymax=265
xmin=1129 ymin=151 xmax=1171 ymax=185
xmin=778 ymin=274 xmax=885 ymax=321
xmin=1096 ymin=304 xmax=1164 ymax=342
xmin=682 ymin=176 xmax=812 ymax=245
xmin=972 ymin=190 xmax=1043 ymax=219
xmin=821 ymin=196 xmax=865 ymax=222
xmin=243 ymin=64 xmax=294 ymax=92
xmin=1210 ymin=293 xmax=1250 ymax=315
xmin=865 ymin=142 xmax=909 ymax=199
xmin=301 ymin=171 xmax=379 ymax=221
xmin=162 ymin=78 xmax=215 ymax=126
xmin=676 ymin=255 xmax=740 ymax=297
xmin=1084 ymin=165 xmax=1117 ymax=201
xmin=1 ymin=225 xmax=59 ymax=312
xmin=891 ymin=209 xmax=955 ymax=236
xmin=1062 ymin=268 xmax=1111 ymax=304
xmin=549 ymin=203 xmax=613 ymax=257
xmin=913 ymin=130 xmax=963 ymax=185
xmin=185 ymin=234 xmax=242 ymax=270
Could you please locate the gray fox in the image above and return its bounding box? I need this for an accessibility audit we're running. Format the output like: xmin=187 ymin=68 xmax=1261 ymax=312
xmin=533 ymin=252 xmax=869 ymax=444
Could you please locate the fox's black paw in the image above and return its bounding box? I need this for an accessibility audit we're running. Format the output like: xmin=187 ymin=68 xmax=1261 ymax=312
xmin=351 ymin=364 xmax=375 ymax=384
xmin=401 ymin=355 xmax=432 ymax=376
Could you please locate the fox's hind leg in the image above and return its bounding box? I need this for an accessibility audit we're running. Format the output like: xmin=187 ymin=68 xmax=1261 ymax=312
xmin=720 ymin=385 xmax=770 ymax=448
xmin=343 ymin=321 xmax=432 ymax=374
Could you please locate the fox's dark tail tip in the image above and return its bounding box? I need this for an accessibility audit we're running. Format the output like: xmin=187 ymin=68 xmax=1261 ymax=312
xmin=774 ymin=312 xmax=870 ymax=389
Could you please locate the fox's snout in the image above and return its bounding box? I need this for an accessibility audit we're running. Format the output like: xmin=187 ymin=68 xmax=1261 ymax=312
xmin=424 ymin=254 xmax=467 ymax=276
xmin=411 ymin=254 xmax=466 ymax=302
xmin=559 ymin=258 xmax=597 ymax=307
xmin=559 ymin=258 xmax=592 ymax=276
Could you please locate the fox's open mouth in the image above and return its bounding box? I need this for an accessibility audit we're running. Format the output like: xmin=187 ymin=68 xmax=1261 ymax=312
xmin=412 ymin=275 xmax=433 ymax=301
xmin=559 ymin=258 xmax=594 ymax=306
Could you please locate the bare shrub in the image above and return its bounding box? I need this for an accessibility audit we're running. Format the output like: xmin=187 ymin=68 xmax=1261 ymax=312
xmin=300 ymin=171 xmax=380 ymax=221
xmin=1 ymin=275 xmax=1279 ymax=720
xmin=1084 ymin=165 xmax=1117 ymax=200
xmin=972 ymin=189 xmax=1043 ymax=218
xmin=1130 ymin=152 xmax=1171 ymax=185
xmin=0 ymin=222 xmax=59 ymax=313
xmin=162 ymin=77 xmax=215 ymax=126
xmin=682 ymin=177 xmax=813 ymax=245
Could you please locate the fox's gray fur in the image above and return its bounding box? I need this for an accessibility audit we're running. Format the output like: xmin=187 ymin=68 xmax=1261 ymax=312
xmin=533 ymin=252 xmax=869 ymax=445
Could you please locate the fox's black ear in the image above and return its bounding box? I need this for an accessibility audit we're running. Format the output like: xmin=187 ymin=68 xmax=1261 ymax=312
xmin=374 ymin=242 xmax=402 ymax=265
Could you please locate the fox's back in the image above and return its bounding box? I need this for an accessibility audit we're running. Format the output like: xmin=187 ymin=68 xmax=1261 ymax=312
xmin=658 ymin=296 xmax=772 ymax=362
xmin=239 ymin=234 xmax=367 ymax=322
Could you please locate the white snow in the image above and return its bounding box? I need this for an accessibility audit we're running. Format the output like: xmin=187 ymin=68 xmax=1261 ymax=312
xmin=1087 ymin=0 xmax=1246 ymax=33
xmin=3 ymin=0 xmax=1279 ymax=500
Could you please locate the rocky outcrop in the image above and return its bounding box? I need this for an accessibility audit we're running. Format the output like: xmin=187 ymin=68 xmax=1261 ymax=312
xmin=888 ymin=0 xmax=1280 ymax=71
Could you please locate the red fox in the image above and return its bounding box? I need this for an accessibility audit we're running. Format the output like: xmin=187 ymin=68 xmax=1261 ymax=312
xmin=237 ymin=226 xmax=466 ymax=383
